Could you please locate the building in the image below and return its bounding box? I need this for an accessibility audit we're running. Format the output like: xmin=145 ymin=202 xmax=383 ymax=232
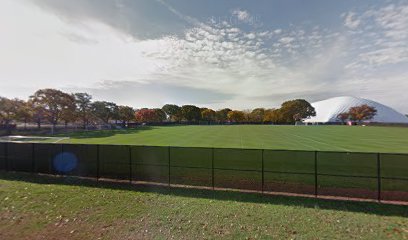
xmin=304 ymin=96 xmax=408 ymax=124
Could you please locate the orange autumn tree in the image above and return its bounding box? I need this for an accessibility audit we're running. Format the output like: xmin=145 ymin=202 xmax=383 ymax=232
xmin=348 ymin=104 xmax=377 ymax=123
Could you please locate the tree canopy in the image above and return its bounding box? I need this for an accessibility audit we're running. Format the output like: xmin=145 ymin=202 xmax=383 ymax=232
xmin=279 ymin=99 xmax=316 ymax=123
xmin=91 ymin=101 xmax=118 ymax=124
xmin=342 ymin=104 xmax=377 ymax=123
xmin=181 ymin=105 xmax=201 ymax=122
xmin=30 ymin=89 xmax=76 ymax=127
xmin=227 ymin=110 xmax=245 ymax=123
xmin=162 ymin=104 xmax=182 ymax=122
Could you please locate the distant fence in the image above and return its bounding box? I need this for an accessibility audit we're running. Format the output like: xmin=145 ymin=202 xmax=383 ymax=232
xmin=0 ymin=142 xmax=407 ymax=203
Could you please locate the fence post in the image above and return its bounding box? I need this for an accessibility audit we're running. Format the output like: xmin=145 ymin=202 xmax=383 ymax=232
xmin=129 ymin=146 xmax=132 ymax=184
xmin=377 ymin=153 xmax=381 ymax=202
xmin=96 ymin=144 xmax=100 ymax=181
xmin=261 ymin=149 xmax=264 ymax=194
xmin=58 ymin=144 xmax=64 ymax=176
xmin=4 ymin=142 xmax=8 ymax=172
xmin=31 ymin=143 xmax=35 ymax=173
xmin=212 ymin=148 xmax=215 ymax=191
xmin=314 ymin=151 xmax=318 ymax=197
xmin=168 ymin=146 xmax=171 ymax=187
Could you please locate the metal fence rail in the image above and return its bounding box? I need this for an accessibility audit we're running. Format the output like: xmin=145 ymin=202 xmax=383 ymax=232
xmin=0 ymin=142 xmax=407 ymax=202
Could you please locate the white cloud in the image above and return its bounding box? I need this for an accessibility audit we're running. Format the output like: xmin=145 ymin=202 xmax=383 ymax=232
xmin=0 ymin=0 xmax=352 ymax=109
xmin=279 ymin=37 xmax=295 ymax=44
xmin=232 ymin=9 xmax=251 ymax=22
xmin=344 ymin=3 xmax=408 ymax=68
xmin=342 ymin=12 xmax=361 ymax=29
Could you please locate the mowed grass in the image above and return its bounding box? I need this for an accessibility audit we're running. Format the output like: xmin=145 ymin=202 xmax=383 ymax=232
xmin=0 ymin=172 xmax=407 ymax=240
xmin=60 ymin=125 xmax=408 ymax=153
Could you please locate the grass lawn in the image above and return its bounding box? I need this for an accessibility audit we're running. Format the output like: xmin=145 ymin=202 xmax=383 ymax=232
xmin=0 ymin=172 xmax=407 ymax=240
xmin=59 ymin=125 xmax=408 ymax=153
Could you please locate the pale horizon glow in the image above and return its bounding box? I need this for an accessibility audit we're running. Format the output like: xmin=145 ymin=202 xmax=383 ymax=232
xmin=1 ymin=0 xmax=408 ymax=113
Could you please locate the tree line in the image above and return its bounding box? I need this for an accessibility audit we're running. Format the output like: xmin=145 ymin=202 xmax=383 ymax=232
xmin=0 ymin=88 xmax=318 ymax=130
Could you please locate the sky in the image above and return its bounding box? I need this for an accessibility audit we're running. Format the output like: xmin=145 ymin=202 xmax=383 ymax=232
xmin=1 ymin=0 xmax=408 ymax=113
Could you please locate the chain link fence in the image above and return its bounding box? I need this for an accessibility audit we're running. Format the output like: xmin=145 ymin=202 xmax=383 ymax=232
xmin=0 ymin=142 xmax=407 ymax=202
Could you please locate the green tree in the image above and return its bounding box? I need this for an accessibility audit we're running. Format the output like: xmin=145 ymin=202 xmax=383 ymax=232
xmin=0 ymin=97 xmax=20 ymax=133
xmin=30 ymin=101 xmax=46 ymax=129
xmin=30 ymin=89 xmax=76 ymax=131
xmin=15 ymin=100 xmax=33 ymax=130
xmin=181 ymin=105 xmax=201 ymax=122
xmin=227 ymin=110 xmax=245 ymax=123
xmin=91 ymin=101 xmax=118 ymax=124
xmin=153 ymin=108 xmax=167 ymax=122
xmin=215 ymin=108 xmax=232 ymax=123
xmin=162 ymin=104 xmax=182 ymax=122
xmin=118 ymin=106 xmax=135 ymax=127
xmin=61 ymin=102 xmax=77 ymax=128
xmin=279 ymin=99 xmax=316 ymax=123
xmin=249 ymin=108 xmax=265 ymax=123
xmin=74 ymin=93 xmax=93 ymax=129
xmin=201 ymin=108 xmax=216 ymax=122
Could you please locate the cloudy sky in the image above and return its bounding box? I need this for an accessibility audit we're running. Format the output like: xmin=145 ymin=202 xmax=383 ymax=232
xmin=1 ymin=0 xmax=408 ymax=112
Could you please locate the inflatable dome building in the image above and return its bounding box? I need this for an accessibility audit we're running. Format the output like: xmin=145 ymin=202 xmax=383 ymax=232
xmin=304 ymin=96 xmax=408 ymax=124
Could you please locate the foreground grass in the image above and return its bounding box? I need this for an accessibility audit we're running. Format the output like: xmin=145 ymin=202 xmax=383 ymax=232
xmin=59 ymin=125 xmax=408 ymax=153
xmin=0 ymin=172 xmax=407 ymax=239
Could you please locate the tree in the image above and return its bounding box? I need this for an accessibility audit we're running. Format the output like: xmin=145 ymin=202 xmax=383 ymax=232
xmin=227 ymin=110 xmax=245 ymax=123
xmin=15 ymin=100 xmax=33 ymax=129
xmin=279 ymin=99 xmax=316 ymax=123
xmin=181 ymin=105 xmax=201 ymax=122
xmin=91 ymin=101 xmax=118 ymax=124
xmin=348 ymin=104 xmax=377 ymax=123
xmin=135 ymin=109 xmax=155 ymax=123
xmin=201 ymin=108 xmax=216 ymax=122
xmin=118 ymin=106 xmax=135 ymax=127
xmin=0 ymin=97 xmax=19 ymax=133
xmin=153 ymin=108 xmax=166 ymax=122
xmin=242 ymin=109 xmax=252 ymax=122
xmin=74 ymin=93 xmax=93 ymax=129
xmin=215 ymin=108 xmax=232 ymax=123
xmin=263 ymin=109 xmax=283 ymax=123
xmin=135 ymin=108 xmax=166 ymax=123
xmin=30 ymin=101 xmax=46 ymax=129
xmin=30 ymin=89 xmax=76 ymax=131
xmin=61 ymin=100 xmax=77 ymax=128
xmin=337 ymin=112 xmax=350 ymax=124
xmin=249 ymin=108 xmax=265 ymax=123
xmin=162 ymin=104 xmax=182 ymax=122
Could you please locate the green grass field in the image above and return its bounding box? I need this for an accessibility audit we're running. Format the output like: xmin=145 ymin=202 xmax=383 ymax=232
xmin=59 ymin=125 xmax=408 ymax=153
xmin=0 ymin=172 xmax=407 ymax=240
xmin=2 ymin=126 xmax=408 ymax=239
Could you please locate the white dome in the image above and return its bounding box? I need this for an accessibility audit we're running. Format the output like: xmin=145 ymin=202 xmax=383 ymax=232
xmin=305 ymin=96 xmax=408 ymax=123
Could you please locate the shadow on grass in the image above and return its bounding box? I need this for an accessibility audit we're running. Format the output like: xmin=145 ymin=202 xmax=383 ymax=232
xmin=1 ymin=171 xmax=407 ymax=218
xmin=57 ymin=126 xmax=155 ymax=139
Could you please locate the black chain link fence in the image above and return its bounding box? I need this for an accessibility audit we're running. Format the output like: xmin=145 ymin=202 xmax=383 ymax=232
xmin=0 ymin=142 xmax=407 ymax=202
